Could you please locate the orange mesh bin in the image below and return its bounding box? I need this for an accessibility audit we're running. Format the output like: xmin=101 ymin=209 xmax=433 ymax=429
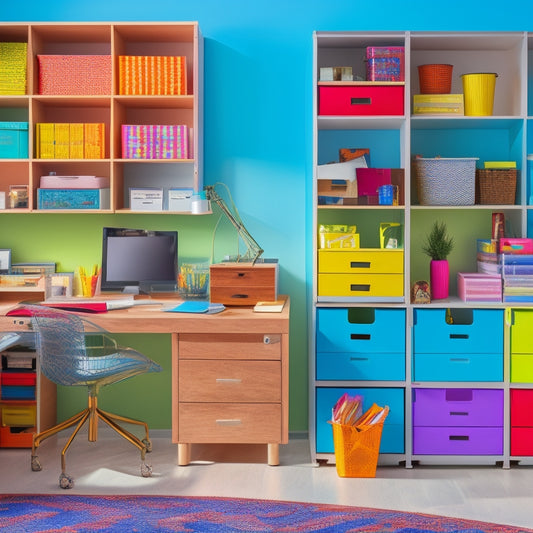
xmin=418 ymin=64 xmax=453 ymax=94
xmin=331 ymin=419 xmax=386 ymax=478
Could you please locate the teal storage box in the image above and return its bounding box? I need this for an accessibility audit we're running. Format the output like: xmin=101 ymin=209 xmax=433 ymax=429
xmin=316 ymin=387 xmax=405 ymax=454
xmin=37 ymin=188 xmax=110 ymax=210
xmin=0 ymin=122 xmax=28 ymax=158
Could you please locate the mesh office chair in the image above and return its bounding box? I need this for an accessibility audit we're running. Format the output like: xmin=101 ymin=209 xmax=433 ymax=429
xmin=19 ymin=305 xmax=162 ymax=489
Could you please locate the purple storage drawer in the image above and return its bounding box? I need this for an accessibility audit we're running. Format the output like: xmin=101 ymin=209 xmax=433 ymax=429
xmin=413 ymin=427 xmax=503 ymax=455
xmin=412 ymin=388 xmax=503 ymax=427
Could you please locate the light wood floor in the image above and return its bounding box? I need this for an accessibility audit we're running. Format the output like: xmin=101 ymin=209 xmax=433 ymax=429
xmin=1 ymin=431 xmax=532 ymax=529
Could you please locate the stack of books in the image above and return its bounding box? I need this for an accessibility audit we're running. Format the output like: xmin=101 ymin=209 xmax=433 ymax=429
xmin=501 ymin=254 xmax=533 ymax=302
xmin=0 ymin=42 xmax=27 ymax=95
xmin=35 ymin=123 xmax=105 ymax=159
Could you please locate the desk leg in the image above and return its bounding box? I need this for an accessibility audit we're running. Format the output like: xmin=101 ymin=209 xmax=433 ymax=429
xmin=267 ymin=443 xmax=279 ymax=466
xmin=178 ymin=443 xmax=191 ymax=466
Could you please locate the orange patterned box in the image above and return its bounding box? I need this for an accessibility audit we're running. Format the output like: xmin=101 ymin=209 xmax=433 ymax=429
xmin=38 ymin=55 xmax=112 ymax=95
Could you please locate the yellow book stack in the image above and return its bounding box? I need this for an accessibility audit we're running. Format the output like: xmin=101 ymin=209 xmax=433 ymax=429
xmin=0 ymin=42 xmax=27 ymax=95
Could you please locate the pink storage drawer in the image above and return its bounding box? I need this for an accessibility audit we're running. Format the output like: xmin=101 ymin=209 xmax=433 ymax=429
xmin=412 ymin=388 xmax=503 ymax=427
xmin=318 ymin=85 xmax=404 ymax=116
xmin=510 ymin=388 xmax=533 ymax=426
xmin=413 ymin=427 xmax=503 ymax=455
xmin=510 ymin=427 xmax=533 ymax=456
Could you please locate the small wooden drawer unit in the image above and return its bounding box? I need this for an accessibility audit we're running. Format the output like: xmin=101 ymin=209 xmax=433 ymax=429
xmin=315 ymin=387 xmax=405 ymax=455
xmin=318 ymin=84 xmax=405 ymax=116
xmin=412 ymin=388 xmax=504 ymax=455
xmin=209 ymin=262 xmax=278 ymax=306
xmin=510 ymin=309 xmax=533 ymax=383
xmin=316 ymin=307 xmax=405 ymax=381
xmin=412 ymin=308 xmax=504 ymax=382
xmin=510 ymin=388 xmax=533 ymax=456
xmin=318 ymin=249 xmax=403 ymax=299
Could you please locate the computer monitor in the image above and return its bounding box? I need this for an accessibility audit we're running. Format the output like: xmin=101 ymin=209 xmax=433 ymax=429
xmin=100 ymin=227 xmax=178 ymax=294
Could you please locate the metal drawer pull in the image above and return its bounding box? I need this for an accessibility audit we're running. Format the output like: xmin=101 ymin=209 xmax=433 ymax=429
xmin=350 ymin=284 xmax=370 ymax=292
xmin=450 ymin=334 xmax=469 ymax=339
xmin=351 ymin=97 xmax=371 ymax=105
xmin=449 ymin=435 xmax=469 ymax=441
xmin=350 ymin=261 xmax=371 ymax=268
xmin=450 ymin=411 xmax=469 ymax=416
xmin=350 ymin=357 xmax=369 ymax=361
xmin=216 ymin=378 xmax=242 ymax=384
xmin=264 ymin=335 xmax=280 ymax=345
xmin=350 ymin=333 xmax=371 ymax=340
xmin=215 ymin=419 xmax=242 ymax=426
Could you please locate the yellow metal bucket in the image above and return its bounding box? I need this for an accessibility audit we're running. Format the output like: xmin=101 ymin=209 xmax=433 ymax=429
xmin=461 ymin=73 xmax=498 ymax=116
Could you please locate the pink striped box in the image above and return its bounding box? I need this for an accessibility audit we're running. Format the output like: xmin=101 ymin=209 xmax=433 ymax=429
xmin=121 ymin=124 xmax=189 ymax=159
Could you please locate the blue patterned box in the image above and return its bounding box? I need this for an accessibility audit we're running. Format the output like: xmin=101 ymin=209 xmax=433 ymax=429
xmin=37 ymin=188 xmax=110 ymax=210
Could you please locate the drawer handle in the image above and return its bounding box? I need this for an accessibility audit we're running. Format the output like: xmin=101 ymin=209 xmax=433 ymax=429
xmin=449 ymin=411 xmax=469 ymax=416
xmin=449 ymin=435 xmax=469 ymax=441
xmin=264 ymin=334 xmax=280 ymax=345
xmin=450 ymin=334 xmax=469 ymax=339
xmin=231 ymin=294 xmax=249 ymax=299
xmin=350 ymin=284 xmax=370 ymax=292
xmin=351 ymin=333 xmax=371 ymax=340
xmin=450 ymin=358 xmax=469 ymax=363
xmin=350 ymin=261 xmax=371 ymax=269
xmin=216 ymin=378 xmax=242 ymax=384
xmin=237 ymin=272 xmax=246 ymax=277
xmin=215 ymin=419 xmax=242 ymax=426
xmin=351 ymin=97 xmax=371 ymax=106
xmin=350 ymin=357 xmax=369 ymax=361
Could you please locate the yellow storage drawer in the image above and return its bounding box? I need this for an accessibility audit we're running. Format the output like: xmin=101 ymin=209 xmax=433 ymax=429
xmin=318 ymin=249 xmax=404 ymax=274
xmin=511 ymin=309 xmax=533 ymax=354
xmin=511 ymin=354 xmax=533 ymax=383
xmin=1 ymin=403 xmax=36 ymax=427
xmin=318 ymin=273 xmax=404 ymax=297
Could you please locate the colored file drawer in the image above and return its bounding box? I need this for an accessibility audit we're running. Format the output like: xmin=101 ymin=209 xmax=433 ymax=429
xmin=510 ymin=354 xmax=533 ymax=383
xmin=315 ymin=387 xmax=405 ymax=454
xmin=318 ymin=85 xmax=404 ymax=116
xmin=412 ymin=308 xmax=504 ymax=355
xmin=510 ymin=309 xmax=533 ymax=353
xmin=318 ymin=249 xmax=404 ymax=274
xmin=510 ymin=427 xmax=533 ymax=456
xmin=412 ymin=427 xmax=503 ymax=455
xmin=317 ymin=352 xmax=405 ymax=381
xmin=318 ymin=273 xmax=404 ymax=298
xmin=510 ymin=389 xmax=533 ymax=426
xmin=412 ymin=388 xmax=503 ymax=427
xmin=0 ymin=386 xmax=35 ymax=401
xmin=317 ymin=308 xmax=405 ymax=354
xmin=0 ymin=371 xmax=36 ymax=387
xmin=413 ymin=353 xmax=503 ymax=382
xmin=0 ymin=403 xmax=35 ymax=427
xmin=0 ymin=122 xmax=28 ymax=158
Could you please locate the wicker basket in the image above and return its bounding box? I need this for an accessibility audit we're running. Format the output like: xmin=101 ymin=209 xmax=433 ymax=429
xmin=413 ymin=157 xmax=478 ymax=206
xmin=418 ymin=64 xmax=453 ymax=94
xmin=476 ymin=168 xmax=517 ymax=205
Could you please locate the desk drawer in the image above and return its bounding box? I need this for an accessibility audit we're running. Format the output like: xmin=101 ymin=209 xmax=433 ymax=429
xmin=413 ymin=353 xmax=503 ymax=382
xmin=318 ymin=85 xmax=404 ymax=116
xmin=413 ymin=427 xmax=503 ymax=455
xmin=179 ymin=360 xmax=281 ymax=402
xmin=412 ymin=388 xmax=503 ymax=427
xmin=318 ymin=273 xmax=403 ymax=298
xmin=318 ymin=249 xmax=404 ymax=274
xmin=178 ymin=333 xmax=281 ymax=360
xmin=179 ymin=403 xmax=281 ymax=443
xmin=0 ymin=403 xmax=36 ymax=427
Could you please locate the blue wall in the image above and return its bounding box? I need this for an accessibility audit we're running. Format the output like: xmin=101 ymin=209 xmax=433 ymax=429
xmin=3 ymin=0 xmax=533 ymax=432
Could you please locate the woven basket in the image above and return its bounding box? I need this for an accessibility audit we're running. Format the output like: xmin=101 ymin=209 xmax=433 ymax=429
xmin=413 ymin=157 xmax=478 ymax=206
xmin=418 ymin=64 xmax=453 ymax=94
xmin=476 ymin=168 xmax=517 ymax=205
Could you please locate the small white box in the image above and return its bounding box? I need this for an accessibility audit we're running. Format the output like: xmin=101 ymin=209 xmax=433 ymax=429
xmin=130 ymin=188 xmax=163 ymax=211
xmin=0 ymin=192 xmax=5 ymax=209
xmin=168 ymin=188 xmax=194 ymax=212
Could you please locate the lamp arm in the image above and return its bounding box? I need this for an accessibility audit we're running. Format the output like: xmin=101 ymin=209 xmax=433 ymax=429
xmin=204 ymin=185 xmax=264 ymax=264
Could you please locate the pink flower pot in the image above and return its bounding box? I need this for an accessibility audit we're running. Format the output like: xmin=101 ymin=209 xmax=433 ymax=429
xmin=430 ymin=259 xmax=449 ymax=300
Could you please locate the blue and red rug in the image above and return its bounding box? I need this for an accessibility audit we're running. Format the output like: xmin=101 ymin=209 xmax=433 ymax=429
xmin=0 ymin=494 xmax=531 ymax=533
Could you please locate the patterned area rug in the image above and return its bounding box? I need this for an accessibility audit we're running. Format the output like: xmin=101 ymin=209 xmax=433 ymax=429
xmin=0 ymin=494 xmax=532 ymax=533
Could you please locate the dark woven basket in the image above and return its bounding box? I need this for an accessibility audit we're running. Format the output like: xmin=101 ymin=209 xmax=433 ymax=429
xmin=476 ymin=168 xmax=517 ymax=205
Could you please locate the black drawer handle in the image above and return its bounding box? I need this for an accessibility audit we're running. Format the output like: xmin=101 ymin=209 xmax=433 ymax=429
xmin=350 ymin=284 xmax=370 ymax=292
xmin=449 ymin=435 xmax=469 ymax=441
xmin=350 ymin=333 xmax=371 ymax=340
xmin=449 ymin=411 xmax=469 ymax=416
xmin=231 ymin=294 xmax=249 ymax=298
xmin=351 ymin=97 xmax=371 ymax=105
xmin=350 ymin=261 xmax=371 ymax=269
xmin=450 ymin=334 xmax=469 ymax=339
xmin=237 ymin=272 xmax=246 ymax=277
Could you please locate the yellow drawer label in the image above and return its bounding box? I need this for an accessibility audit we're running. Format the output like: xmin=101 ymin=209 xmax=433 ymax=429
xmin=318 ymin=273 xmax=404 ymax=297
xmin=1 ymin=404 xmax=36 ymax=427
xmin=318 ymin=249 xmax=404 ymax=274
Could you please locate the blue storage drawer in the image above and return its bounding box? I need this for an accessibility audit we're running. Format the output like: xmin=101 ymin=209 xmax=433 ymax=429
xmin=317 ymin=352 xmax=405 ymax=381
xmin=317 ymin=307 xmax=405 ymax=354
xmin=413 ymin=353 xmax=503 ymax=382
xmin=413 ymin=308 xmax=503 ymax=355
xmin=316 ymin=387 xmax=405 ymax=454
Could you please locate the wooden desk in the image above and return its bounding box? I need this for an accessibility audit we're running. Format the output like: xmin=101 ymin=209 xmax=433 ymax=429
xmin=0 ymin=296 xmax=290 ymax=466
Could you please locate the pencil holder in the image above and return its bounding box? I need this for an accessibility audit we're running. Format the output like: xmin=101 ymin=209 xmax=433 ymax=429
xmin=178 ymin=260 xmax=210 ymax=299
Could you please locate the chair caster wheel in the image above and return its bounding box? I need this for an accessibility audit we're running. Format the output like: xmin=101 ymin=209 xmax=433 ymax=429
xmin=141 ymin=463 xmax=153 ymax=477
xmin=59 ymin=473 xmax=74 ymax=489
xmin=31 ymin=456 xmax=42 ymax=472
xmin=142 ymin=438 xmax=152 ymax=453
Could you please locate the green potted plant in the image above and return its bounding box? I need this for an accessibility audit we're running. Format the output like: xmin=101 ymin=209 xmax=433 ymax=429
xmin=422 ymin=221 xmax=455 ymax=299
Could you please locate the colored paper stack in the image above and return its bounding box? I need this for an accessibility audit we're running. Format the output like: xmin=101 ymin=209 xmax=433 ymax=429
xmin=457 ymin=272 xmax=502 ymax=302
xmin=35 ymin=123 xmax=105 ymax=159
xmin=121 ymin=124 xmax=189 ymax=159
xmin=118 ymin=56 xmax=187 ymax=95
xmin=501 ymin=253 xmax=533 ymax=303
xmin=0 ymin=42 xmax=27 ymax=95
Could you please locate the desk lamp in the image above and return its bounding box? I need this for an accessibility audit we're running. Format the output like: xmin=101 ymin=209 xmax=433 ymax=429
xmin=203 ymin=184 xmax=264 ymax=265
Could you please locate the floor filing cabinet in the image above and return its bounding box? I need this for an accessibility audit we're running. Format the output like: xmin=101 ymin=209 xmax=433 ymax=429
xmin=412 ymin=388 xmax=504 ymax=455
xmin=510 ymin=389 xmax=533 ymax=455
xmin=412 ymin=308 xmax=504 ymax=382
xmin=509 ymin=309 xmax=533 ymax=383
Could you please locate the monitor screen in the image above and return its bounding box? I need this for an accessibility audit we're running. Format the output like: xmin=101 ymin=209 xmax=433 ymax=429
xmin=101 ymin=227 xmax=178 ymax=294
